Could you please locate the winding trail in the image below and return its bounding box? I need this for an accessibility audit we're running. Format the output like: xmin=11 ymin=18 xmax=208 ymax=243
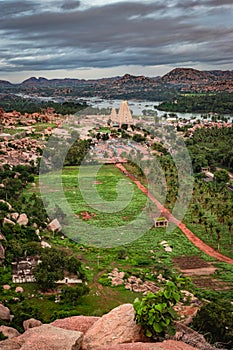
xmin=115 ymin=163 xmax=233 ymax=265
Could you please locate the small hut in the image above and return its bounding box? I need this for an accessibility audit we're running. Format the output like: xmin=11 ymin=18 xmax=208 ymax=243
xmin=154 ymin=217 xmax=168 ymax=228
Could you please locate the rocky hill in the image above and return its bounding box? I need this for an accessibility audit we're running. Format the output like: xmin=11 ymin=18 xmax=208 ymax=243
xmin=161 ymin=68 xmax=213 ymax=85
xmin=0 ymin=304 xmax=216 ymax=350
xmin=1 ymin=68 xmax=233 ymax=98
xmin=160 ymin=68 xmax=233 ymax=92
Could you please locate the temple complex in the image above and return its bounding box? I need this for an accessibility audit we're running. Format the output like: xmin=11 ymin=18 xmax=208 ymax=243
xmin=110 ymin=101 xmax=134 ymax=126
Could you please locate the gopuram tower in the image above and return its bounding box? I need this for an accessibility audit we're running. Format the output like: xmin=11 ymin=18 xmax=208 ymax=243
xmin=110 ymin=101 xmax=133 ymax=127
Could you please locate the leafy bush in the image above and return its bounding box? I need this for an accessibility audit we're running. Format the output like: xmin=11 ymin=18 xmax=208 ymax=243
xmin=134 ymin=281 xmax=181 ymax=339
xmin=191 ymin=300 xmax=233 ymax=349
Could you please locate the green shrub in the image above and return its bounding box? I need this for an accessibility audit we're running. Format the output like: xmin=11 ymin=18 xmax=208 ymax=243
xmin=191 ymin=300 xmax=233 ymax=348
xmin=98 ymin=274 xmax=112 ymax=286
xmin=134 ymin=281 xmax=181 ymax=339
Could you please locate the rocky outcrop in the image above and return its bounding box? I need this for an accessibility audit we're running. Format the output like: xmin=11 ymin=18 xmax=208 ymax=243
xmin=0 ymin=304 xmax=216 ymax=350
xmin=0 ymin=304 xmax=11 ymax=321
xmin=15 ymin=324 xmax=83 ymax=350
xmin=23 ymin=318 xmax=42 ymax=331
xmin=51 ymin=316 xmax=100 ymax=334
xmin=0 ymin=325 xmax=20 ymax=339
xmin=171 ymin=322 xmax=216 ymax=350
xmin=82 ymin=304 xmax=149 ymax=350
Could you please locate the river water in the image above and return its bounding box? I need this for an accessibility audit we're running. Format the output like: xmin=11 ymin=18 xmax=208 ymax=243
xmin=79 ymin=97 xmax=203 ymax=120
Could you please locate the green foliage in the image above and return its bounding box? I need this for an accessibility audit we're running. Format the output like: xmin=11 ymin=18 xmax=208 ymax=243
xmin=192 ymin=300 xmax=233 ymax=348
xmin=214 ymin=169 xmax=230 ymax=184
xmin=33 ymin=248 xmax=85 ymax=291
xmin=0 ymin=95 xmax=87 ymax=115
xmin=0 ymin=332 xmax=7 ymax=340
xmin=60 ymin=284 xmax=89 ymax=305
xmin=98 ymin=274 xmax=112 ymax=286
xmin=187 ymin=126 xmax=233 ymax=172
xmin=158 ymin=93 xmax=233 ymax=114
xmin=64 ymin=139 xmax=91 ymax=166
xmin=134 ymin=281 xmax=181 ymax=339
xmin=9 ymin=300 xmax=44 ymax=332
xmin=132 ymin=134 xmax=146 ymax=143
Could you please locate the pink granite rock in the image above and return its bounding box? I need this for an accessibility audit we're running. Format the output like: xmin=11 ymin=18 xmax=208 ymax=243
xmin=82 ymin=304 xmax=149 ymax=350
xmin=51 ymin=316 xmax=100 ymax=334
xmin=23 ymin=318 xmax=43 ymax=331
xmin=0 ymin=303 xmax=11 ymax=321
xmin=16 ymin=324 xmax=83 ymax=350
xmin=0 ymin=325 xmax=20 ymax=339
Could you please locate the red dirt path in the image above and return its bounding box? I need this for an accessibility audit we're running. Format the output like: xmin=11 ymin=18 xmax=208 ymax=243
xmin=115 ymin=163 xmax=233 ymax=265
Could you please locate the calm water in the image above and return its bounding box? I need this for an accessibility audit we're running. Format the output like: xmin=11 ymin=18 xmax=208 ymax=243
xmin=80 ymin=97 xmax=201 ymax=120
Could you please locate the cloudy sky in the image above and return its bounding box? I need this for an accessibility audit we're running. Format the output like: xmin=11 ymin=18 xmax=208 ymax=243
xmin=0 ymin=0 xmax=233 ymax=82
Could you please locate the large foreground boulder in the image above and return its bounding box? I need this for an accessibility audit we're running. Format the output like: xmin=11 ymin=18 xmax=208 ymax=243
xmin=0 ymin=339 xmax=21 ymax=350
xmin=100 ymin=344 xmax=162 ymax=350
xmin=157 ymin=340 xmax=200 ymax=350
xmin=51 ymin=316 xmax=100 ymax=334
xmin=82 ymin=304 xmax=149 ymax=350
xmin=99 ymin=341 xmax=198 ymax=350
xmin=16 ymin=324 xmax=83 ymax=350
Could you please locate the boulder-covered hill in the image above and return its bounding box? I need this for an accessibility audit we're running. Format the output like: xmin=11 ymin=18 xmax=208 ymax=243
xmin=0 ymin=304 xmax=216 ymax=350
xmin=1 ymin=68 xmax=233 ymax=95
xmin=160 ymin=68 xmax=233 ymax=92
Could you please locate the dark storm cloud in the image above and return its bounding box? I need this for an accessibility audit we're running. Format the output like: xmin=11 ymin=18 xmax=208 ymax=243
xmin=61 ymin=0 xmax=81 ymax=10
xmin=0 ymin=0 xmax=39 ymax=17
xmin=0 ymin=0 xmax=232 ymax=72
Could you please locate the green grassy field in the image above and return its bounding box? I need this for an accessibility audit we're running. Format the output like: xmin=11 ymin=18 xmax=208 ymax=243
xmin=19 ymin=164 xmax=233 ymax=321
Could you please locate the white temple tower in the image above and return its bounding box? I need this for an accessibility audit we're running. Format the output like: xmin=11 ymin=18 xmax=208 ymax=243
xmin=118 ymin=101 xmax=134 ymax=126
xmin=110 ymin=107 xmax=118 ymax=124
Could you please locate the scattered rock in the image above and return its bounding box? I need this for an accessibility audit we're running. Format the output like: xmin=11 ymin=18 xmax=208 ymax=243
xmin=51 ymin=316 xmax=100 ymax=334
xmin=0 ymin=243 xmax=5 ymax=261
xmin=82 ymin=304 xmax=149 ymax=350
xmin=47 ymin=218 xmax=62 ymax=232
xmin=0 ymin=325 xmax=20 ymax=339
xmin=3 ymin=285 xmax=11 ymax=291
xmin=0 ymin=232 xmax=6 ymax=240
xmin=164 ymin=246 xmax=172 ymax=253
xmin=0 ymin=304 xmax=11 ymax=322
xmin=23 ymin=318 xmax=43 ymax=331
xmin=15 ymin=287 xmax=24 ymax=293
xmin=0 ymin=200 xmax=12 ymax=210
xmin=11 ymin=213 xmax=19 ymax=221
xmin=17 ymin=213 xmax=29 ymax=226
xmin=3 ymin=218 xmax=15 ymax=226
xmin=16 ymin=324 xmax=83 ymax=350
xmin=41 ymin=241 xmax=51 ymax=249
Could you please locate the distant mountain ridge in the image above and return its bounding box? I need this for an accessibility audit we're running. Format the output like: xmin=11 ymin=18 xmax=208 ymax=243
xmin=0 ymin=68 xmax=233 ymax=95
